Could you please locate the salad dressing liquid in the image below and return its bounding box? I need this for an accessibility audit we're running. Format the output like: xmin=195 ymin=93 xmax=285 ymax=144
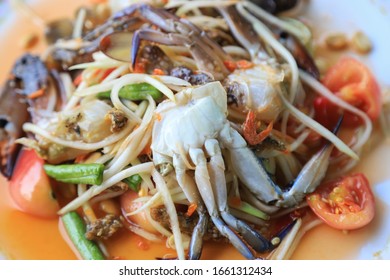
xmin=0 ymin=176 xmax=243 ymax=259
xmin=0 ymin=170 xmax=383 ymax=260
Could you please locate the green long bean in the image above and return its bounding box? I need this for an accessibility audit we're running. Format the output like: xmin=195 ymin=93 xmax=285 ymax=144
xmin=123 ymin=174 xmax=142 ymax=191
xmin=97 ymin=83 xmax=163 ymax=101
xmin=44 ymin=163 xmax=104 ymax=185
xmin=61 ymin=211 xmax=105 ymax=260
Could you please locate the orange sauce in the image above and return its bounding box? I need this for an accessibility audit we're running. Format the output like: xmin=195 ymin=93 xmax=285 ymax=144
xmin=0 ymin=174 xmax=245 ymax=260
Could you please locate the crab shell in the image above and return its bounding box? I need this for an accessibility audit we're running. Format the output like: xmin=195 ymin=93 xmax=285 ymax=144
xmin=151 ymin=81 xmax=232 ymax=161
xmin=226 ymin=63 xmax=284 ymax=122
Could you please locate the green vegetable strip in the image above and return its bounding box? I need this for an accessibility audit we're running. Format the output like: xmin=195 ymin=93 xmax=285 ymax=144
xmin=61 ymin=211 xmax=105 ymax=260
xmin=123 ymin=174 xmax=142 ymax=191
xmin=229 ymin=200 xmax=270 ymax=221
xmin=97 ymin=83 xmax=163 ymax=101
xmin=44 ymin=163 xmax=104 ymax=185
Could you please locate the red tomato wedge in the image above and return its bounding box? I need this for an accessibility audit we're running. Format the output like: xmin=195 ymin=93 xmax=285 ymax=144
xmin=314 ymin=57 xmax=381 ymax=128
xmin=120 ymin=190 xmax=157 ymax=234
xmin=306 ymin=173 xmax=375 ymax=230
xmin=9 ymin=149 xmax=59 ymax=218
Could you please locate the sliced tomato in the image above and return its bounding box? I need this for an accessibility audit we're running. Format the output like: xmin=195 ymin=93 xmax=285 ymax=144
xmin=306 ymin=173 xmax=375 ymax=230
xmin=314 ymin=57 xmax=381 ymax=128
xmin=120 ymin=190 xmax=157 ymax=233
xmin=9 ymin=149 xmax=59 ymax=218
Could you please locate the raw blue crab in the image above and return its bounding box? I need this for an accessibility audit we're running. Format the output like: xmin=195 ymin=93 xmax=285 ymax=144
xmin=151 ymin=82 xmax=336 ymax=259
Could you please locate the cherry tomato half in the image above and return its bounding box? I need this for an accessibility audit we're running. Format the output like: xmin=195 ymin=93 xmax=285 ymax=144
xmin=9 ymin=149 xmax=59 ymax=218
xmin=306 ymin=173 xmax=375 ymax=230
xmin=314 ymin=57 xmax=381 ymax=128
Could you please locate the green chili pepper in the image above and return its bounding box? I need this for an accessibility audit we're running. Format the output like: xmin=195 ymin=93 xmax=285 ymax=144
xmin=97 ymin=83 xmax=163 ymax=101
xmin=123 ymin=174 xmax=142 ymax=192
xmin=43 ymin=163 xmax=104 ymax=185
xmin=61 ymin=211 xmax=105 ymax=260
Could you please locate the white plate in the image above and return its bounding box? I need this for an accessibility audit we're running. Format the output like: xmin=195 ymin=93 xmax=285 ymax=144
xmin=0 ymin=0 xmax=389 ymax=260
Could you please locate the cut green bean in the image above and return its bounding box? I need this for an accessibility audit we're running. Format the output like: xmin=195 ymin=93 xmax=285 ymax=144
xmin=44 ymin=163 xmax=104 ymax=185
xmin=61 ymin=211 xmax=105 ymax=260
xmin=123 ymin=174 xmax=142 ymax=192
xmin=229 ymin=200 xmax=270 ymax=221
xmin=97 ymin=83 xmax=163 ymax=101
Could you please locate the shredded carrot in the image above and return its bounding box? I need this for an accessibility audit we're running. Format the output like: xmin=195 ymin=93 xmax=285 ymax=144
xmin=74 ymin=153 xmax=89 ymax=163
xmin=28 ymin=89 xmax=45 ymax=99
xmin=223 ymin=60 xmax=237 ymax=72
xmin=186 ymin=203 xmax=197 ymax=217
xmin=133 ymin=61 xmax=146 ymax=73
xmin=243 ymin=110 xmax=273 ymax=146
xmin=73 ymin=72 xmax=83 ymax=86
xmin=152 ymin=68 xmax=165 ymax=75
xmin=236 ymin=60 xmax=254 ymax=69
xmin=140 ymin=144 xmax=152 ymax=157
xmin=100 ymin=67 xmax=116 ymax=81
xmin=155 ymin=113 xmax=162 ymax=121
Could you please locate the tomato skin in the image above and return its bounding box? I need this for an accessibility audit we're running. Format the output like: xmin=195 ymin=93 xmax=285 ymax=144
xmin=314 ymin=57 xmax=381 ymax=128
xmin=314 ymin=96 xmax=361 ymax=128
xmin=120 ymin=190 xmax=157 ymax=233
xmin=9 ymin=149 xmax=59 ymax=219
xmin=306 ymin=173 xmax=375 ymax=230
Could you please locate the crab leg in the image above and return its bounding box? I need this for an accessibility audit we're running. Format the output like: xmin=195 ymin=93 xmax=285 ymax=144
xmin=131 ymin=29 xmax=190 ymax=66
xmin=219 ymin=5 xmax=319 ymax=77
xmin=205 ymin=139 xmax=271 ymax=252
xmin=221 ymin=124 xmax=283 ymax=203
xmin=274 ymin=29 xmax=320 ymax=79
xmin=189 ymin=147 xmax=256 ymax=260
xmin=218 ymin=6 xmax=263 ymax=58
xmin=131 ymin=29 xmax=229 ymax=80
xmin=180 ymin=18 xmax=231 ymax=62
xmin=172 ymin=154 xmax=208 ymax=260
xmin=277 ymin=142 xmax=334 ymax=207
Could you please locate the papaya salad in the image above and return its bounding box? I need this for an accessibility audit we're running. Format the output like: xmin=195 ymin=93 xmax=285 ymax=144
xmin=0 ymin=0 xmax=386 ymax=260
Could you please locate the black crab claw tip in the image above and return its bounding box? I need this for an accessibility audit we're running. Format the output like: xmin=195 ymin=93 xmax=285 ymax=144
xmin=332 ymin=115 xmax=344 ymax=135
xmin=269 ymin=218 xmax=298 ymax=250
xmin=131 ymin=30 xmax=141 ymax=70
xmin=188 ymin=213 xmax=208 ymax=260
xmin=249 ymin=0 xmax=298 ymax=14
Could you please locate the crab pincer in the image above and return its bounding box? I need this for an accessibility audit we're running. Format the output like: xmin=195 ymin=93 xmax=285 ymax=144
xmin=126 ymin=4 xmax=230 ymax=80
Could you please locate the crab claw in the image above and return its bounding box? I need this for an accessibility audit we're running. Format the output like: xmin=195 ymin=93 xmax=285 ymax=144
xmin=227 ymin=116 xmax=343 ymax=208
xmin=131 ymin=28 xmax=229 ymax=80
xmin=131 ymin=29 xmax=189 ymax=70
xmin=275 ymin=29 xmax=320 ymax=79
